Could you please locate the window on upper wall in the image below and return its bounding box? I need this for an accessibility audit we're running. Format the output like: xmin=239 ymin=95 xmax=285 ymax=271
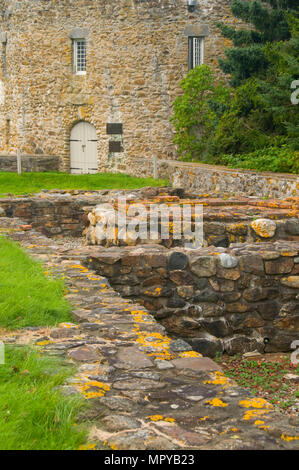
xmin=73 ymin=39 xmax=86 ymax=74
xmin=188 ymin=37 xmax=204 ymax=70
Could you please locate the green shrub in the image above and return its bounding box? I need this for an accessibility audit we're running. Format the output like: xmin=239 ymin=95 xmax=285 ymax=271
xmin=221 ymin=146 xmax=299 ymax=174
xmin=171 ymin=65 xmax=231 ymax=162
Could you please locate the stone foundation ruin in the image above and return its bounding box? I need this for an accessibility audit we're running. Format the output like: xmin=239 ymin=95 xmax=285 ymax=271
xmin=1 ymin=187 xmax=298 ymax=357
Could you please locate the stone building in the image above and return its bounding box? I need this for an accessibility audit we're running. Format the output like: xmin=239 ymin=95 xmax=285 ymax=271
xmin=0 ymin=0 xmax=241 ymax=173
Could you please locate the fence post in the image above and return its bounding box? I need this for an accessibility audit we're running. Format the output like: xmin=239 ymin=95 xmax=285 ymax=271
xmin=17 ymin=148 xmax=22 ymax=175
xmin=153 ymin=155 xmax=158 ymax=179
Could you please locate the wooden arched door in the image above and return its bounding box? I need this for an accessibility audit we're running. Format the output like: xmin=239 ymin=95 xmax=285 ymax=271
xmin=70 ymin=122 xmax=98 ymax=174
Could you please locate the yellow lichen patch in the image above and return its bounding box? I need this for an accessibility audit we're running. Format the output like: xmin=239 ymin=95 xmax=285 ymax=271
xmin=68 ymin=265 xmax=88 ymax=272
xmin=251 ymin=219 xmax=276 ymax=238
xmin=254 ymin=420 xmax=265 ymax=426
xmin=243 ymin=409 xmax=270 ymax=421
xmin=178 ymin=351 xmax=202 ymax=358
xmin=199 ymin=416 xmax=210 ymax=421
xmin=281 ymin=434 xmax=299 ymax=442
xmin=206 ymin=398 xmax=228 ymax=407
xmin=36 ymin=340 xmax=54 ymax=346
xmin=78 ymin=443 xmax=97 ymax=451
xmin=146 ymin=415 xmax=175 ymax=423
xmin=239 ymin=398 xmax=272 ymax=409
xmin=128 ymin=309 xmax=153 ymax=324
xmin=147 ymin=415 xmax=164 ymax=422
xmin=258 ymin=425 xmax=269 ymax=431
xmin=136 ymin=330 xmax=175 ymax=361
xmin=59 ymin=322 xmax=79 ymax=329
xmin=87 ymin=275 xmax=102 ymax=281
xmin=103 ymin=441 xmax=118 ymax=450
xmin=80 ymin=380 xmax=110 ymax=399
xmin=203 ymin=371 xmax=232 ymax=387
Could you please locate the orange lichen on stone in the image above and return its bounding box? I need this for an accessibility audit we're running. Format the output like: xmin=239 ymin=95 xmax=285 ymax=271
xmin=146 ymin=415 xmax=175 ymax=422
xmin=243 ymin=410 xmax=270 ymax=421
xmin=281 ymin=434 xmax=299 ymax=442
xmin=80 ymin=380 xmax=110 ymax=399
xmin=206 ymin=398 xmax=228 ymax=407
xmin=78 ymin=443 xmax=97 ymax=451
xmin=178 ymin=351 xmax=202 ymax=358
xmin=36 ymin=340 xmax=54 ymax=346
xmin=239 ymin=398 xmax=272 ymax=409
xmin=203 ymin=371 xmax=232 ymax=387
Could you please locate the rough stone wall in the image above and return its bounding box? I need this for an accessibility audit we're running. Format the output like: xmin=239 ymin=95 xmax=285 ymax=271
xmin=0 ymin=187 xmax=179 ymax=236
xmin=0 ymin=154 xmax=60 ymax=172
xmin=111 ymin=157 xmax=299 ymax=198
xmin=162 ymin=161 xmax=299 ymax=199
xmin=88 ymin=243 xmax=299 ymax=357
xmin=0 ymin=0 xmax=244 ymax=170
xmin=0 ymin=194 xmax=94 ymax=236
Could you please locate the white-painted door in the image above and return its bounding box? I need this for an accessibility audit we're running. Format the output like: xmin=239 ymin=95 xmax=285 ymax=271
xmin=70 ymin=122 xmax=98 ymax=174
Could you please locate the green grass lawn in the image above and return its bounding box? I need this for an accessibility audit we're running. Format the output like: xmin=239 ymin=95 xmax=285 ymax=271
xmin=0 ymin=346 xmax=88 ymax=450
xmin=0 ymin=172 xmax=169 ymax=197
xmin=0 ymin=237 xmax=71 ymax=329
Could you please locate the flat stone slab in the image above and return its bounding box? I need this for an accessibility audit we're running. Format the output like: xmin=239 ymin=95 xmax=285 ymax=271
xmin=68 ymin=346 xmax=99 ymax=362
xmin=115 ymin=346 xmax=154 ymax=369
xmin=170 ymin=357 xmax=222 ymax=372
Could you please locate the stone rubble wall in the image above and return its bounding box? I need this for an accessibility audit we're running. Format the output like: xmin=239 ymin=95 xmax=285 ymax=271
xmin=0 ymin=187 xmax=177 ymax=237
xmin=1 ymin=189 xmax=299 ymax=242
xmin=86 ymin=199 xmax=299 ymax=248
xmin=0 ymin=154 xmax=60 ymax=172
xmin=110 ymin=157 xmax=299 ymax=199
xmin=88 ymin=242 xmax=299 ymax=357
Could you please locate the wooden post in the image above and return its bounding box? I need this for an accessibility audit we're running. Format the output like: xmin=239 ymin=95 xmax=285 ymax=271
xmin=153 ymin=155 xmax=158 ymax=179
xmin=17 ymin=148 xmax=22 ymax=175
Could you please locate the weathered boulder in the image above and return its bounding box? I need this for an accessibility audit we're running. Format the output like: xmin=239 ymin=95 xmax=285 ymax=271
xmin=251 ymin=218 xmax=277 ymax=238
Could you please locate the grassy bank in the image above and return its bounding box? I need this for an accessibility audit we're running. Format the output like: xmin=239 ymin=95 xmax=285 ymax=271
xmin=0 ymin=346 xmax=88 ymax=450
xmin=0 ymin=172 xmax=169 ymax=197
xmin=0 ymin=237 xmax=71 ymax=329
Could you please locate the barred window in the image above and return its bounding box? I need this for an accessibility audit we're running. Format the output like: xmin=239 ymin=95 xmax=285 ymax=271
xmin=74 ymin=39 xmax=86 ymax=74
xmin=188 ymin=37 xmax=204 ymax=70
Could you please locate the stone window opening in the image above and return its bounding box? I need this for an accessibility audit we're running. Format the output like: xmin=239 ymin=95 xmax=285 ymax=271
xmin=188 ymin=36 xmax=204 ymax=70
xmin=73 ymin=38 xmax=86 ymax=75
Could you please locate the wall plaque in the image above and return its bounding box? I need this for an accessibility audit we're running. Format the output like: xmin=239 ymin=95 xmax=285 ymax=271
xmin=107 ymin=123 xmax=123 ymax=135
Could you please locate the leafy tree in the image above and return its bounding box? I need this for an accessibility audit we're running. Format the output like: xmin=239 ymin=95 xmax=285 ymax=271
xmin=171 ymin=65 xmax=231 ymax=161
xmin=256 ymin=15 xmax=299 ymax=149
xmin=217 ymin=0 xmax=298 ymax=86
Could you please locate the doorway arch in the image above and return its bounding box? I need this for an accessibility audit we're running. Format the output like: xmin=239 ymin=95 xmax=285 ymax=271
xmin=70 ymin=121 xmax=98 ymax=174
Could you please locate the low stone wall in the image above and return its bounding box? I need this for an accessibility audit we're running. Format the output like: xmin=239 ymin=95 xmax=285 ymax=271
xmin=110 ymin=157 xmax=299 ymax=199
xmin=87 ymin=242 xmax=299 ymax=357
xmin=0 ymin=187 xmax=176 ymax=237
xmin=0 ymin=155 xmax=61 ymax=172
xmin=1 ymin=189 xmax=299 ymax=243
xmin=85 ymin=196 xmax=299 ymax=248
xmin=0 ymin=194 xmax=89 ymax=236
